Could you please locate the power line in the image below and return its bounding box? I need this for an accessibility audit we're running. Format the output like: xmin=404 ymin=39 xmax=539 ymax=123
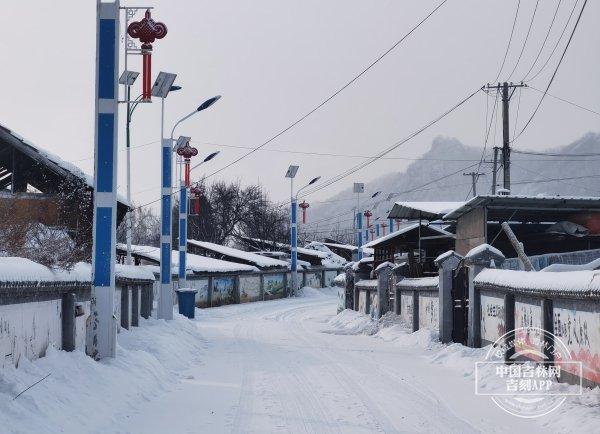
xmin=528 ymin=85 xmax=600 ymax=118
xmin=202 ymin=0 xmax=449 ymax=180
xmin=525 ymin=0 xmax=580 ymax=82
xmin=507 ymin=0 xmax=541 ymax=80
xmin=513 ymin=149 xmax=600 ymax=157
xmin=300 ymin=87 xmax=482 ymax=198
xmin=493 ymin=0 xmax=521 ymax=83
xmin=511 ymin=0 xmax=588 ymax=143
xmin=521 ymin=0 xmax=563 ymax=81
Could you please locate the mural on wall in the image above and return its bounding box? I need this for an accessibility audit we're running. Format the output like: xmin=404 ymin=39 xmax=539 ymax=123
xmin=212 ymin=277 xmax=236 ymax=305
xmin=324 ymin=271 xmax=338 ymax=287
xmin=190 ymin=279 xmax=209 ymax=307
xmin=514 ymin=298 xmax=542 ymax=359
xmin=264 ymin=274 xmax=285 ymax=299
xmin=239 ymin=276 xmax=261 ymax=303
xmin=553 ymin=300 xmax=600 ymax=384
xmin=480 ymin=292 xmax=505 ymax=345
xmin=305 ymin=272 xmax=321 ymax=288
xmin=400 ymin=293 xmax=413 ymax=325
xmin=419 ymin=292 xmax=439 ymax=330
xmin=0 ymin=300 xmax=62 ymax=368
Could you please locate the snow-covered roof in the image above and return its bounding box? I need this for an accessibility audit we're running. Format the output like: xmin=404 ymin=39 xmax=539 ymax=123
xmin=443 ymin=195 xmax=600 ymax=221
xmin=0 ymin=258 xmax=91 ymax=284
xmin=187 ymin=240 xmax=289 ymax=269
xmin=465 ymin=243 xmax=504 ymax=260
xmin=115 ymin=264 xmax=156 ymax=281
xmin=0 ymin=122 xmax=129 ymax=206
xmin=397 ymin=276 xmax=439 ymax=290
xmin=388 ymin=201 xmax=465 ymax=220
xmin=322 ymin=242 xmax=357 ymax=252
xmin=118 ymin=244 xmax=258 ymax=273
xmin=475 ymin=268 xmax=600 ymax=296
xmin=362 ymin=222 xmax=454 ymax=248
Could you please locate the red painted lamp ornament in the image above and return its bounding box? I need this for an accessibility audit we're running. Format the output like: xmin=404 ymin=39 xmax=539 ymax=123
xmin=190 ymin=185 xmax=203 ymax=215
xmin=299 ymin=201 xmax=310 ymax=224
xmin=381 ymin=222 xmax=388 ymax=236
xmin=127 ymin=10 xmax=168 ymax=100
xmin=363 ymin=210 xmax=372 ymax=228
xmin=176 ymin=143 xmax=199 ymax=187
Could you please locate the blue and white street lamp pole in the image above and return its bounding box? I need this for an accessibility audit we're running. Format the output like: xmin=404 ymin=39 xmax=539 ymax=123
xmin=178 ymin=149 xmax=220 ymax=287
xmin=88 ymin=0 xmax=120 ymax=360
xmin=286 ymin=166 xmax=320 ymax=295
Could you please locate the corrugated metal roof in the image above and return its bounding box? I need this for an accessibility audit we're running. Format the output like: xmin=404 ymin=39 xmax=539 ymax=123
xmin=443 ymin=195 xmax=600 ymax=221
xmin=388 ymin=201 xmax=465 ymax=220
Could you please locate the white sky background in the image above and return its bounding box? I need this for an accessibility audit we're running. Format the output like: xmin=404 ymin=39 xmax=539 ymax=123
xmin=0 ymin=0 xmax=598 ymax=210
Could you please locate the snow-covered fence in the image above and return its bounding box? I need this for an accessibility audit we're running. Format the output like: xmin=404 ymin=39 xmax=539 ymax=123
xmin=473 ymin=268 xmax=600 ymax=388
xmin=395 ymin=277 xmax=439 ymax=332
xmin=170 ymin=267 xmax=343 ymax=309
xmin=0 ymin=259 xmax=155 ymax=369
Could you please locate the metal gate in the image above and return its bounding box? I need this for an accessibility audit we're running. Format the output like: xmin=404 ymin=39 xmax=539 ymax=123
xmin=452 ymin=266 xmax=469 ymax=345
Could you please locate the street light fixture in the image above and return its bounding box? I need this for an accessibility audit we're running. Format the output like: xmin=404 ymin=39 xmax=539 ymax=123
xmin=171 ymin=96 xmax=221 ymax=292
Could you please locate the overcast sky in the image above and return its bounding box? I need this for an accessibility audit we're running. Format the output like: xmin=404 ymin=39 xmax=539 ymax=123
xmin=1 ymin=0 xmax=598 ymax=210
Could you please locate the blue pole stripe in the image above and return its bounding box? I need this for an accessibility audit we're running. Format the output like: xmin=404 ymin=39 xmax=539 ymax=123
xmin=98 ymin=19 xmax=116 ymax=99
xmin=161 ymin=195 xmax=172 ymax=235
xmin=96 ymin=114 xmax=114 ymax=192
xmin=162 ymin=147 xmax=171 ymax=188
xmin=161 ymin=243 xmax=171 ymax=283
xmin=93 ymin=207 xmax=113 ymax=286
xmin=179 ymin=250 xmax=185 ymax=279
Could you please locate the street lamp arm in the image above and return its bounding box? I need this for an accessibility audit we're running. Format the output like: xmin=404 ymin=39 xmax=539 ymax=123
xmin=170 ymin=109 xmax=198 ymax=144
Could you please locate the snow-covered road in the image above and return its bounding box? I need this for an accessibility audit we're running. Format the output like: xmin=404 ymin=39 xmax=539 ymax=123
xmin=109 ymin=288 xmax=550 ymax=433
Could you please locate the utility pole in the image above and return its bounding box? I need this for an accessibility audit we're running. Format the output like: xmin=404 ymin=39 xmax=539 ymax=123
xmin=485 ymin=82 xmax=526 ymax=192
xmin=463 ymin=172 xmax=486 ymax=197
xmin=491 ymin=146 xmax=500 ymax=195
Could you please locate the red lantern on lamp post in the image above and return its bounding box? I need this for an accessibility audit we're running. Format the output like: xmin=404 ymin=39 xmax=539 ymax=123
xmin=299 ymin=201 xmax=310 ymax=224
xmin=177 ymin=143 xmax=199 ymax=187
xmin=364 ymin=210 xmax=372 ymax=228
xmin=381 ymin=222 xmax=388 ymax=236
xmin=190 ymin=185 xmax=203 ymax=215
xmin=127 ymin=10 xmax=168 ymax=101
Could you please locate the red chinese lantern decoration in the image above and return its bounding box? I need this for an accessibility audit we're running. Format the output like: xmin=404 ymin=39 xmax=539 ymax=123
xmin=190 ymin=185 xmax=203 ymax=215
xmin=176 ymin=143 xmax=198 ymax=187
xmin=127 ymin=10 xmax=168 ymax=101
xmin=299 ymin=201 xmax=310 ymax=224
xmin=363 ymin=210 xmax=372 ymax=228
xmin=381 ymin=222 xmax=388 ymax=236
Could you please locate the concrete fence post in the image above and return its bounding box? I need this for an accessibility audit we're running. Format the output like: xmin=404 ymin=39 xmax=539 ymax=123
xmin=464 ymin=244 xmax=505 ymax=348
xmin=411 ymin=290 xmax=419 ymax=333
xmin=120 ymin=285 xmax=130 ymax=330
xmin=541 ymin=298 xmax=554 ymax=363
xmin=504 ymin=293 xmax=515 ymax=362
xmin=344 ymin=265 xmax=355 ymax=310
xmin=61 ymin=292 xmax=76 ymax=352
xmin=140 ymin=284 xmax=153 ymax=319
xmin=394 ymin=277 xmax=403 ymax=315
xmin=364 ymin=288 xmax=371 ymax=315
xmin=234 ymin=275 xmax=241 ymax=304
xmin=283 ymin=272 xmax=288 ymax=297
xmin=375 ymin=263 xmax=393 ymax=318
xmin=131 ymin=286 xmax=140 ymax=327
xmin=208 ymin=276 xmax=214 ymax=306
xmin=434 ymin=251 xmax=463 ymax=344
xmin=321 ymin=270 xmax=326 ymax=288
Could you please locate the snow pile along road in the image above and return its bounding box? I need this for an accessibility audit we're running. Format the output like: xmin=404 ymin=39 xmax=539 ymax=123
xmin=0 ymin=315 xmax=204 ymax=433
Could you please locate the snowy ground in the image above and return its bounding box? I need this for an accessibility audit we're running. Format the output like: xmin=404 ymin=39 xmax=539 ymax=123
xmin=1 ymin=287 xmax=598 ymax=433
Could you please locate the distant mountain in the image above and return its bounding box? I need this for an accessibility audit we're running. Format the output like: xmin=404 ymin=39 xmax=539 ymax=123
xmin=310 ymin=132 xmax=600 ymax=237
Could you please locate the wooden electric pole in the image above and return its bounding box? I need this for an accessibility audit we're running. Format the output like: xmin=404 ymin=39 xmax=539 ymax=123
xmin=463 ymin=172 xmax=486 ymax=197
xmin=485 ymin=82 xmax=527 ymax=192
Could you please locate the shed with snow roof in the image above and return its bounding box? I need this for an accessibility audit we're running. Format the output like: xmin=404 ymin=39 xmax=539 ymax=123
xmin=442 ymin=195 xmax=600 ymax=257
xmin=363 ymin=222 xmax=455 ymax=277
xmin=0 ymin=122 xmax=129 ymax=247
